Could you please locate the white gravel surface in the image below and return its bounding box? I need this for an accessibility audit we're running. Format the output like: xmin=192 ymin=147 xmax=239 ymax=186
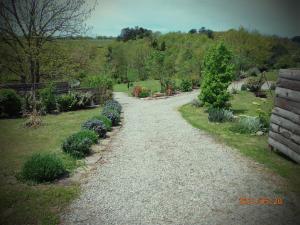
xmin=62 ymin=91 xmax=300 ymax=225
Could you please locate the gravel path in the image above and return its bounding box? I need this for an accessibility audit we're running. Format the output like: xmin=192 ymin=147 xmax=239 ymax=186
xmin=62 ymin=91 xmax=300 ymax=225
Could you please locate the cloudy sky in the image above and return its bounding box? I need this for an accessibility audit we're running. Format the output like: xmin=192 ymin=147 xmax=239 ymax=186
xmin=87 ymin=0 xmax=300 ymax=37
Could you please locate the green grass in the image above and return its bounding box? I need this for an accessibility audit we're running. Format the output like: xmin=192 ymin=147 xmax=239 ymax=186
xmin=113 ymin=79 xmax=161 ymax=95
xmin=179 ymin=91 xmax=300 ymax=193
xmin=0 ymin=107 xmax=101 ymax=225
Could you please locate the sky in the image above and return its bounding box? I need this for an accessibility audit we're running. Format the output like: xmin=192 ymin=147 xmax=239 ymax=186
xmin=86 ymin=0 xmax=300 ymax=37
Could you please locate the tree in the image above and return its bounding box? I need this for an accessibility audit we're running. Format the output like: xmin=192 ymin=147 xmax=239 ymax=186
xmin=0 ymin=0 xmax=96 ymax=113
xmin=189 ymin=29 xmax=197 ymax=34
xmin=199 ymin=42 xmax=235 ymax=109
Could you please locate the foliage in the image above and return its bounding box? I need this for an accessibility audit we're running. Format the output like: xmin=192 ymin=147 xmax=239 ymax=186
xmin=245 ymin=77 xmax=263 ymax=92
xmin=0 ymin=89 xmax=22 ymax=118
xmin=199 ymin=42 xmax=235 ymax=108
xmin=138 ymin=87 xmax=151 ymax=98
xmin=160 ymin=78 xmax=175 ymax=95
xmin=241 ymin=84 xmax=248 ymax=91
xmin=101 ymin=108 xmax=120 ymax=126
xmin=62 ymin=132 xmax=93 ymax=158
xmin=104 ymin=99 xmax=122 ymax=113
xmin=21 ymin=153 xmax=66 ymax=183
xmin=132 ymin=86 xmax=142 ymax=97
xmin=57 ymin=93 xmax=78 ymax=112
xmin=180 ymin=79 xmax=193 ymax=92
xmin=57 ymin=91 xmax=93 ymax=112
xmin=117 ymin=27 xmax=152 ymax=42
xmin=208 ymin=108 xmax=234 ymax=122
xmin=191 ymin=99 xmax=204 ymax=108
xmin=39 ymin=83 xmax=57 ymax=112
xmin=75 ymin=129 xmax=98 ymax=144
xmin=82 ymin=119 xmax=107 ymax=138
xmin=92 ymin=115 xmax=112 ymax=131
xmin=86 ymin=75 xmax=113 ymax=90
xmin=231 ymin=116 xmax=262 ymax=134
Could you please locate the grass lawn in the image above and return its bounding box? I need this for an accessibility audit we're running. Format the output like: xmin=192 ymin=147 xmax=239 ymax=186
xmin=179 ymin=91 xmax=300 ymax=193
xmin=0 ymin=107 xmax=101 ymax=225
xmin=113 ymin=79 xmax=161 ymax=94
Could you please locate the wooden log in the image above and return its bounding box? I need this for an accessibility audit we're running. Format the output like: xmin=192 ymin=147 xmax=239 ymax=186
xmin=270 ymin=123 xmax=300 ymax=145
xmin=279 ymin=69 xmax=300 ymax=81
xmin=277 ymin=78 xmax=300 ymax=92
xmin=270 ymin=114 xmax=300 ymax=135
xmin=269 ymin=131 xmax=300 ymax=154
xmin=275 ymin=87 xmax=300 ymax=103
xmin=269 ymin=137 xmax=300 ymax=164
xmin=272 ymin=107 xmax=300 ymax=125
xmin=275 ymin=97 xmax=300 ymax=115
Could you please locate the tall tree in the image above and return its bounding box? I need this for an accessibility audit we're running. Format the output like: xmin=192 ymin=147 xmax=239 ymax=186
xmin=0 ymin=0 xmax=96 ymax=111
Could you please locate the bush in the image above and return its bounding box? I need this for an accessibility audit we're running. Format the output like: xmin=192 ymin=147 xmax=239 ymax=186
xmin=104 ymin=99 xmax=122 ymax=113
xmin=82 ymin=119 xmax=107 ymax=138
xmin=0 ymin=89 xmax=22 ymax=118
xmin=208 ymin=108 xmax=234 ymax=122
xmin=132 ymin=86 xmax=142 ymax=97
xmin=138 ymin=87 xmax=150 ymax=98
xmin=270 ymin=82 xmax=276 ymax=90
xmin=92 ymin=115 xmax=112 ymax=131
xmin=62 ymin=132 xmax=93 ymax=158
xmin=57 ymin=92 xmax=93 ymax=112
xmin=241 ymin=84 xmax=248 ymax=91
xmin=248 ymin=67 xmax=261 ymax=76
xmin=102 ymin=108 xmax=120 ymax=126
xmin=160 ymin=78 xmax=175 ymax=95
xmin=22 ymin=91 xmax=45 ymax=114
xmin=39 ymin=84 xmax=56 ymax=112
xmin=180 ymin=79 xmax=193 ymax=92
xmin=86 ymin=75 xmax=113 ymax=90
xmin=75 ymin=129 xmax=98 ymax=144
xmin=191 ymin=99 xmax=204 ymax=107
xmin=57 ymin=93 xmax=77 ymax=112
xmin=21 ymin=153 xmax=66 ymax=183
xmin=231 ymin=116 xmax=262 ymax=134
xmin=246 ymin=77 xmax=263 ymax=92
xmin=199 ymin=42 xmax=235 ymax=109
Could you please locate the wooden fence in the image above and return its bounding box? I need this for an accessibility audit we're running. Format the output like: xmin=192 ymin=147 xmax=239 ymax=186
xmin=0 ymin=82 xmax=112 ymax=105
xmin=269 ymin=69 xmax=300 ymax=163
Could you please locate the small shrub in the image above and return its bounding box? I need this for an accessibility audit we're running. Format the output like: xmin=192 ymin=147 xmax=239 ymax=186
xmin=0 ymin=89 xmax=22 ymax=118
xmin=82 ymin=119 xmax=107 ymax=138
xmin=92 ymin=115 xmax=112 ymax=131
xmin=241 ymin=84 xmax=248 ymax=91
xmin=180 ymin=79 xmax=193 ymax=92
xmin=258 ymin=110 xmax=271 ymax=132
xmin=138 ymin=87 xmax=150 ymax=98
xmin=76 ymin=129 xmax=98 ymax=144
xmin=160 ymin=78 xmax=175 ymax=95
xmin=76 ymin=92 xmax=93 ymax=109
xmin=208 ymin=108 xmax=234 ymax=122
xmin=39 ymin=83 xmax=56 ymax=112
xmin=132 ymin=86 xmax=142 ymax=97
xmin=191 ymin=99 xmax=204 ymax=107
xmin=57 ymin=93 xmax=77 ymax=112
xmin=86 ymin=75 xmax=113 ymax=90
xmin=62 ymin=132 xmax=93 ymax=158
xmin=102 ymin=108 xmax=120 ymax=126
xmin=231 ymin=116 xmax=262 ymax=134
xmin=21 ymin=153 xmax=66 ymax=183
xmin=22 ymin=91 xmax=45 ymax=115
xmin=246 ymin=77 xmax=263 ymax=92
xmin=104 ymin=99 xmax=122 ymax=113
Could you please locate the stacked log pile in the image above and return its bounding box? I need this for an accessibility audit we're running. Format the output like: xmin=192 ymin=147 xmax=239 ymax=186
xmin=269 ymin=69 xmax=300 ymax=163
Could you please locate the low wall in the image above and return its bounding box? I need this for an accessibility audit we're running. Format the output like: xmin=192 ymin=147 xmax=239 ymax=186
xmin=268 ymin=69 xmax=300 ymax=163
